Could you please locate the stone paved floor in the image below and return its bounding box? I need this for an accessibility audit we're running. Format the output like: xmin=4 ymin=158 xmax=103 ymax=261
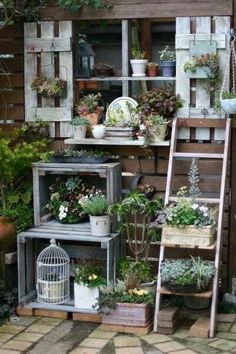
xmin=0 ymin=314 xmax=236 ymax=354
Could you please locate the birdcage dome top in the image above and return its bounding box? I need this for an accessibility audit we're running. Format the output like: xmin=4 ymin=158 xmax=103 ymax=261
xmin=37 ymin=239 xmax=70 ymax=265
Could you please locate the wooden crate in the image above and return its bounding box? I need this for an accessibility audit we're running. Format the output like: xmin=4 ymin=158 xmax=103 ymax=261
xmin=32 ymin=162 xmax=122 ymax=226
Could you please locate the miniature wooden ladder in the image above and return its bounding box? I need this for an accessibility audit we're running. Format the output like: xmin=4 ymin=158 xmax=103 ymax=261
xmin=153 ymin=117 xmax=231 ymax=338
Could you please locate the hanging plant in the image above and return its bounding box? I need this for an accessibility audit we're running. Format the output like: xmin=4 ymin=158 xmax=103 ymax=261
xmin=31 ymin=73 xmax=67 ymax=98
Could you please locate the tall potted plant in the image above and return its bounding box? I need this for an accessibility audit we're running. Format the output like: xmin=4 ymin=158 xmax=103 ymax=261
xmin=75 ymin=92 xmax=104 ymax=126
xmin=130 ymin=49 xmax=148 ymax=77
xmin=159 ymin=46 xmax=176 ymax=77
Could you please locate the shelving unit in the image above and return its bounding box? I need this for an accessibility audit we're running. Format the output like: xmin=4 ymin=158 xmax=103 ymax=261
xmin=75 ymin=77 xmax=175 ymax=81
xmin=64 ymin=138 xmax=170 ymax=146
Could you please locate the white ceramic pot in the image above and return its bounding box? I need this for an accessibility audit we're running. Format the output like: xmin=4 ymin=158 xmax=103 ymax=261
xmin=73 ymin=125 xmax=87 ymax=139
xmin=89 ymin=215 xmax=111 ymax=236
xmin=130 ymin=59 xmax=148 ymax=77
xmin=152 ymin=124 xmax=167 ymax=143
xmin=220 ymin=98 xmax=236 ymax=114
xmin=74 ymin=283 xmax=99 ymax=310
xmin=92 ymin=124 xmax=106 ymax=139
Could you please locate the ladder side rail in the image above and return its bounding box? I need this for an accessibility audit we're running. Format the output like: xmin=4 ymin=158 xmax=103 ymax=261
xmin=165 ymin=117 xmax=178 ymax=205
xmin=209 ymin=118 xmax=231 ymax=338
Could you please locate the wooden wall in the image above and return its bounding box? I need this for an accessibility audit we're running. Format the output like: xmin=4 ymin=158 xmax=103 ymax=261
xmin=0 ymin=24 xmax=24 ymax=130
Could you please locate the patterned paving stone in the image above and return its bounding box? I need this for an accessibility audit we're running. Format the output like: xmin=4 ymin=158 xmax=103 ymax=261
xmin=115 ymin=347 xmax=143 ymax=354
xmin=171 ymin=329 xmax=190 ymax=339
xmin=154 ymin=340 xmax=186 ymax=353
xmin=141 ymin=334 xmax=171 ymax=345
xmin=25 ymin=324 xmax=54 ymax=334
xmin=168 ymin=350 xmax=197 ymax=354
xmin=14 ymin=332 xmax=44 ymax=342
xmin=215 ymin=331 xmax=236 ymax=340
xmin=69 ymin=349 xmax=101 ymax=354
xmin=79 ymin=338 xmax=109 ymax=349
xmin=186 ymin=343 xmax=219 ymax=354
xmin=9 ymin=317 xmax=37 ymax=327
xmin=2 ymin=340 xmax=32 ymax=351
xmin=0 ymin=326 xmax=25 ymax=335
xmin=217 ymin=314 xmax=236 ymax=322
xmin=89 ymin=330 xmax=116 ymax=339
xmin=0 ymin=334 xmax=15 ymax=344
xmin=114 ymin=336 xmax=141 ymax=347
xmin=0 ymin=350 xmax=21 ymax=354
xmin=36 ymin=317 xmax=63 ymax=326
xmin=230 ymin=324 xmax=236 ymax=333
xmin=209 ymin=339 xmax=236 ymax=351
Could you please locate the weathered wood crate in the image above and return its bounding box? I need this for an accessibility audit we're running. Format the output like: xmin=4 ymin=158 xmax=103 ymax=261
xmin=162 ymin=225 xmax=215 ymax=247
xmin=24 ymin=21 xmax=73 ymax=138
xmin=32 ymin=162 xmax=122 ymax=226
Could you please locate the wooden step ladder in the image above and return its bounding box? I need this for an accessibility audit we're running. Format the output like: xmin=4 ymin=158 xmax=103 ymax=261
xmin=153 ymin=117 xmax=231 ymax=338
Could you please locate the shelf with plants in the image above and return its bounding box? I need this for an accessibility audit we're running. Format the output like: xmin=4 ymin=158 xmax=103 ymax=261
xmin=75 ymin=76 xmax=176 ymax=81
xmin=64 ymin=138 xmax=170 ymax=146
xmin=157 ymin=287 xmax=213 ymax=298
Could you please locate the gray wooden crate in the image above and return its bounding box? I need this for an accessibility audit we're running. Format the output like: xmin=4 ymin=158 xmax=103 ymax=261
xmin=32 ymin=162 xmax=122 ymax=226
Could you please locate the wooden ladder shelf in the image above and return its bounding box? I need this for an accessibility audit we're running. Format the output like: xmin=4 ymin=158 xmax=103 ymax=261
xmin=153 ymin=117 xmax=231 ymax=338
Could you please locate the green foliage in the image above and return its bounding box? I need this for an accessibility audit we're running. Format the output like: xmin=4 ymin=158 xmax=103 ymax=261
xmin=131 ymin=48 xmax=147 ymax=59
xmin=57 ymin=0 xmax=111 ymax=12
xmin=159 ymin=46 xmax=176 ymax=62
xmin=31 ymin=74 xmax=67 ymax=98
xmin=119 ymin=259 xmax=153 ymax=290
xmin=137 ymin=87 xmax=183 ymax=118
xmin=96 ymin=280 xmax=155 ymax=312
xmin=53 ymin=148 xmax=106 ymax=159
xmin=0 ymin=282 xmax=17 ymax=325
xmin=222 ymin=92 xmax=236 ymax=99
xmin=161 ymin=257 xmax=215 ymax=291
xmin=138 ymin=114 xmax=169 ymax=147
xmin=75 ymin=93 xmax=104 ymax=116
xmin=70 ymin=116 xmax=90 ymax=126
xmin=3 ymin=204 xmax=33 ymax=234
xmin=74 ymin=259 xmax=106 ymax=288
xmin=106 ymin=101 xmax=139 ymax=128
xmin=82 ymin=195 xmax=109 ymax=216
xmin=188 ymin=158 xmax=200 ymax=200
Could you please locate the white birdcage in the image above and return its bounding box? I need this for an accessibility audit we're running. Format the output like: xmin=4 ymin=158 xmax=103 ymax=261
xmin=36 ymin=239 xmax=70 ymax=304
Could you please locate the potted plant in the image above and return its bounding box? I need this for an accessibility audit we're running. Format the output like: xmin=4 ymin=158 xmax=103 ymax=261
xmin=184 ymin=53 xmax=220 ymax=79
xmin=220 ymin=91 xmax=236 ymax=114
xmin=70 ymin=116 xmax=90 ymax=139
xmin=45 ymin=176 xmax=100 ymax=224
xmin=159 ymin=46 xmax=176 ymax=77
xmin=52 ymin=148 xmax=109 ymax=164
xmin=161 ymin=256 xmax=215 ymax=293
xmin=31 ymin=73 xmax=67 ymax=98
xmin=94 ymin=62 xmax=114 ymax=77
xmin=82 ymin=195 xmax=111 ymax=236
xmin=137 ymin=87 xmax=183 ymax=118
xmin=137 ymin=114 xmax=169 ymax=146
xmin=75 ymin=92 xmax=104 ymax=126
xmin=161 ymin=159 xmax=217 ymax=246
xmin=74 ymin=259 xmax=105 ymax=310
xmin=97 ymin=276 xmax=154 ymax=328
xmin=130 ymin=49 xmax=148 ymax=77
xmin=147 ymin=62 xmax=159 ymax=77
xmin=109 ymin=190 xmax=164 ymax=261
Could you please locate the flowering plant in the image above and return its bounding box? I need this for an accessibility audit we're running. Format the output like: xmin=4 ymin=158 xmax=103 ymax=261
xmin=74 ymin=259 xmax=105 ymax=288
xmin=137 ymin=114 xmax=169 ymax=146
xmin=45 ymin=176 xmax=101 ymax=224
xmin=31 ymin=73 xmax=67 ymax=98
xmin=75 ymin=93 xmax=104 ymax=116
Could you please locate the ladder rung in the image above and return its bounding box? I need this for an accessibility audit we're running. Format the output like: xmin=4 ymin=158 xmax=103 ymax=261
xmin=173 ymin=152 xmax=224 ymax=159
xmin=168 ymin=196 xmax=220 ymax=204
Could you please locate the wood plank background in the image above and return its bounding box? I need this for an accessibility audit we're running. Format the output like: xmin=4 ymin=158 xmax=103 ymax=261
xmin=0 ymin=24 xmax=24 ymax=125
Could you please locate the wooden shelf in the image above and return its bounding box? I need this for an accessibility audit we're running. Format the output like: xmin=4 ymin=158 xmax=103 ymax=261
xmin=64 ymin=138 xmax=170 ymax=146
xmin=25 ymin=300 xmax=99 ymax=313
xmin=75 ymin=76 xmax=176 ymax=81
xmin=157 ymin=286 xmax=213 ymax=298
xmin=160 ymin=241 xmax=216 ymax=250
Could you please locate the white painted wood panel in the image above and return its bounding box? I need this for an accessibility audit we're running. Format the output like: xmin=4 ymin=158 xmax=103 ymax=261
xmin=176 ymin=33 xmax=226 ymax=50
xmin=28 ymin=107 xmax=73 ymax=121
xmin=25 ymin=38 xmax=71 ymax=52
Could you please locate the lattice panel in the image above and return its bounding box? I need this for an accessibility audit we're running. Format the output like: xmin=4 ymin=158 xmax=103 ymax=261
xmin=24 ymin=21 xmax=73 ymax=138
xmin=175 ymin=16 xmax=230 ymax=141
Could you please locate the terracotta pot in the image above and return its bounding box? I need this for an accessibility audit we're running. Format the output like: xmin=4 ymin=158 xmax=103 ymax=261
xmin=0 ymin=216 xmax=16 ymax=253
xmin=147 ymin=67 xmax=158 ymax=77
xmin=81 ymin=113 xmax=102 ymax=137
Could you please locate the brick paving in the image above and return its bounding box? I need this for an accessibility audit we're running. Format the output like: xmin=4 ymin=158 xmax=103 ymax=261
xmin=1 ymin=315 xmax=236 ymax=353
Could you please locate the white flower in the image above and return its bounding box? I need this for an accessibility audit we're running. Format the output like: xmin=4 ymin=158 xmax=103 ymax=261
xmin=199 ymin=206 xmax=208 ymax=212
xmin=78 ymin=196 xmax=88 ymax=205
xmin=140 ymin=124 xmax=146 ymax=131
xmin=51 ymin=192 xmax=60 ymax=201
xmin=203 ymin=213 xmax=208 ymax=217
xmin=59 ymin=212 xmax=67 ymax=220
xmin=191 ymin=204 xmax=199 ymax=210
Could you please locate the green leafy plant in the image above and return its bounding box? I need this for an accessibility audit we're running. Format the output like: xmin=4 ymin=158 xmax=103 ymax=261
xmin=161 ymin=257 xmax=215 ymax=292
xmin=147 ymin=62 xmax=158 ymax=69
xmin=0 ymin=281 xmax=17 ymax=325
xmin=31 ymin=73 xmax=67 ymax=98
xmin=159 ymin=46 xmax=176 ymax=62
xmin=109 ymin=190 xmax=164 ymax=261
xmin=82 ymin=195 xmax=109 ymax=216
xmin=96 ymin=280 xmax=155 ymax=313
xmin=75 ymin=93 xmax=104 ymax=116
xmin=70 ymin=116 xmax=90 ymax=126
xmin=137 ymin=87 xmax=183 ymax=118
xmin=3 ymin=204 xmax=33 ymax=234
xmin=45 ymin=177 xmax=101 ymax=223
xmin=57 ymin=0 xmax=111 ymax=12
xmin=131 ymin=48 xmax=147 ymax=59
xmin=106 ymin=101 xmax=139 ymax=128
xmin=137 ymin=114 xmax=169 ymax=147
xmin=53 ymin=148 xmax=107 ymax=159
xmin=74 ymin=259 xmax=106 ymax=288
xmin=221 ymin=92 xmax=236 ymax=99
xmin=119 ymin=259 xmax=153 ymax=290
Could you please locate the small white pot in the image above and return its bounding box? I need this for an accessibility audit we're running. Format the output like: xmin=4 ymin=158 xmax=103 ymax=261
xmin=152 ymin=124 xmax=167 ymax=143
xmin=74 ymin=283 xmax=99 ymax=310
xmin=73 ymin=125 xmax=87 ymax=139
xmin=130 ymin=59 xmax=148 ymax=77
xmin=220 ymin=98 xmax=236 ymax=114
xmin=92 ymin=124 xmax=106 ymax=139
xmin=89 ymin=215 xmax=111 ymax=236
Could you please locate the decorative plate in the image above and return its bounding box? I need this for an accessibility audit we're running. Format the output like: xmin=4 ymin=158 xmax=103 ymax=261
xmin=105 ymin=96 xmax=138 ymax=127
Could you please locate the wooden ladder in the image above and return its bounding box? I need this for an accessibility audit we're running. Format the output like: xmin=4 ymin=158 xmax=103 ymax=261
xmin=153 ymin=117 xmax=231 ymax=338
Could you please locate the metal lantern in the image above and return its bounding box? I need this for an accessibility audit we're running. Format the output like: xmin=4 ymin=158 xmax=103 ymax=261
xmin=36 ymin=239 xmax=70 ymax=304
xmin=75 ymin=34 xmax=95 ymax=78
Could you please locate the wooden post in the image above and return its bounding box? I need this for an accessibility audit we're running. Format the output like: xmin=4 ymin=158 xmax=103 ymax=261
xmin=122 ymin=20 xmax=129 ymax=96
